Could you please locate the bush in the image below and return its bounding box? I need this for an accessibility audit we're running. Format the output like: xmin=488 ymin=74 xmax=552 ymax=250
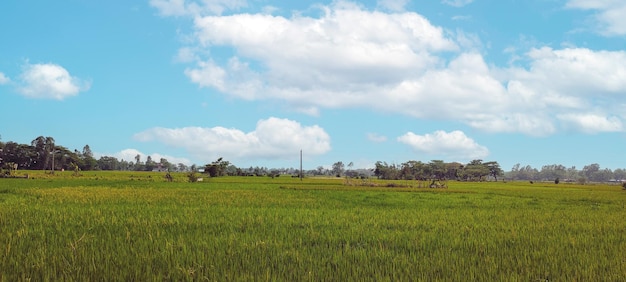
xmin=187 ymin=172 xmax=198 ymax=183
xmin=555 ymin=178 xmax=560 ymax=184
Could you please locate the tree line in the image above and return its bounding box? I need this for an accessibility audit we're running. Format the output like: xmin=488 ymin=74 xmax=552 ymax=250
xmin=506 ymin=163 xmax=626 ymax=183
xmin=1 ymin=135 xmax=625 ymax=183
xmin=368 ymin=159 xmax=504 ymax=182
xmin=0 ymin=136 xmax=189 ymax=173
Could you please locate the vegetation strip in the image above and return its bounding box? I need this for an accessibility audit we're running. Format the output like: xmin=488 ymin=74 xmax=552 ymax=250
xmin=1 ymin=171 xmax=625 ymax=280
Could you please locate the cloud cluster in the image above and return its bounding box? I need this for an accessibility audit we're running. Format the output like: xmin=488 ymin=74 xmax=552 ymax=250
xmin=153 ymin=1 xmax=626 ymax=136
xmin=567 ymin=0 xmax=626 ymax=36
xmin=17 ymin=63 xmax=90 ymax=100
xmin=133 ymin=117 xmax=331 ymax=163
xmin=398 ymin=130 xmax=489 ymax=160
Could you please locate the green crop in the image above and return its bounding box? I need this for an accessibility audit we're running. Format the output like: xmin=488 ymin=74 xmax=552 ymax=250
xmin=1 ymin=171 xmax=625 ymax=281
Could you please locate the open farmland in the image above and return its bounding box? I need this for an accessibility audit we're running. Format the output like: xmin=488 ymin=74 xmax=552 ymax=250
xmin=1 ymin=171 xmax=625 ymax=281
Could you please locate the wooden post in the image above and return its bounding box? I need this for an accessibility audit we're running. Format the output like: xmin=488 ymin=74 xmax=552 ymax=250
xmin=51 ymin=148 xmax=55 ymax=174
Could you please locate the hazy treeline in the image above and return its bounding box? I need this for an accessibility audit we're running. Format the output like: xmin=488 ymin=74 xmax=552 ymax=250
xmin=1 ymin=136 xmax=625 ymax=182
xmin=506 ymin=163 xmax=626 ymax=183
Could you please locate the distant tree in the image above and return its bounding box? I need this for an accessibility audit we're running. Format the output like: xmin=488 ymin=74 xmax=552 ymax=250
xmin=145 ymin=156 xmax=156 ymax=171
xmin=595 ymin=168 xmax=613 ymax=182
xmin=507 ymin=163 xmax=534 ymax=180
xmin=82 ymin=145 xmax=93 ymax=158
xmin=461 ymin=160 xmax=490 ymax=181
xmin=400 ymin=160 xmax=424 ymax=180
xmin=484 ymin=161 xmax=504 ymax=181
xmin=375 ymin=161 xmax=400 ymax=180
xmin=566 ymin=166 xmax=579 ymax=181
xmin=332 ymin=161 xmax=345 ymax=177
xmin=614 ymin=168 xmax=626 ymax=181
xmin=177 ymin=163 xmax=188 ymax=172
xmin=80 ymin=145 xmax=97 ymax=170
xmin=31 ymin=136 xmax=48 ymax=170
xmin=225 ymin=165 xmax=240 ymax=176
xmin=133 ymin=154 xmax=145 ymax=171
xmin=539 ymin=164 xmax=566 ymax=181
xmin=429 ymin=160 xmax=447 ymax=180
xmin=119 ymin=159 xmax=131 ymax=170
xmin=159 ymin=158 xmax=171 ymax=171
xmin=445 ymin=162 xmax=463 ymax=180
xmin=204 ymin=157 xmax=230 ymax=177
xmin=316 ymin=166 xmax=325 ymax=175
xmin=97 ymin=156 xmax=120 ymax=170
xmin=344 ymin=161 xmax=354 ymax=177
xmin=582 ymin=163 xmax=600 ymax=182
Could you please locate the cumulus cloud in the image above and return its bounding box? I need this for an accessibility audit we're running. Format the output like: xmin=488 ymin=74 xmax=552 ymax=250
xmin=397 ymin=130 xmax=489 ymax=160
xmin=557 ymin=113 xmax=623 ymax=133
xmin=0 ymin=72 xmax=10 ymax=84
xmin=99 ymin=149 xmax=193 ymax=166
xmin=160 ymin=1 xmax=626 ymax=136
xmin=498 ymin=47 xmax=626 ymax=134
xmin=133 ymin=117 xmax=331 ymax=163
xmin=566 ymin=0 xmax=626 ymax=36
xmin=17 ymin=63 xmax=90 ymax=100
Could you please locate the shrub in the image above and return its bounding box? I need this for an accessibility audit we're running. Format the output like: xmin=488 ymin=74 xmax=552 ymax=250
xmin=187 ymin=172 xmax=198 ymax=183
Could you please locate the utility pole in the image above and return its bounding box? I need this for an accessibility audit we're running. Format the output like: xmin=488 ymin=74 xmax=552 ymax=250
xmin=51 ymin=150 xmax=54 ymax=174
xmin=51 ymin=144 xmax=55 ymax=174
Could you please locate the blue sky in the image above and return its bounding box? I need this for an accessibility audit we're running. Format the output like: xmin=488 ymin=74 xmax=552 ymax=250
xmin=1 ymin=0 xmax=625 ymax=171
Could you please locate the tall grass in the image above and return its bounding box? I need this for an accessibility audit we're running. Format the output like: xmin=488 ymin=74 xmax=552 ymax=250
xmin=1 ymin=172 xmax=625 ymax=280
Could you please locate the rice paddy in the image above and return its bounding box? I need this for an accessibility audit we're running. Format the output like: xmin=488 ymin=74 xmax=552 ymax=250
xmin=1 ymin=171 xmax=625 ymax=281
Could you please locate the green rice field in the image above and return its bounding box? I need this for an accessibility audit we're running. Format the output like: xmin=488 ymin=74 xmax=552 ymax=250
xmin=1 ymin=171 xmax=625 ymax=281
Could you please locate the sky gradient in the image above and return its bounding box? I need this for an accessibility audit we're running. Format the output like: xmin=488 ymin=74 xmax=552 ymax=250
xmin=1 ymin=0 xmax=625 ymax=171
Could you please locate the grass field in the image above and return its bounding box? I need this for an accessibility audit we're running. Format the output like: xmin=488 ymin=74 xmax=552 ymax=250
xmin=1 ymin=171 xmax=625 ymax=281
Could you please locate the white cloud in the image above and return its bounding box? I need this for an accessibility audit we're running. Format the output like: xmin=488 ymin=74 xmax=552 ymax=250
xmin=397 ymin=130 xmax=489 ymax=160
xmin=442 ymin=0 xmax=474 ymax=8
xmin=566 ymin=0 xmax=626 ymax=36
xmin=162 ymin=1 xmax=626 ymax=136
xmin=185 ymin=60 xmax=226 ymax=90
xmin=150 ymin=0 xmax=247 ymax=16
xmin=133 ymin=117 xmax=331 ymax=163
xmin=99 ymin=149 xmax=193 ymax=166
xmin=18 ymin=63 xmax=90 ymax=100
xmin=515 ymin=47 xmax=626 ymax=95
xmin=0 ymin=72 xmax=10 ymax=84
xmin=558 ymin=113 xmax=623 ymax=133
xmin=495 ymin=47 xmax=626 ymax=134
